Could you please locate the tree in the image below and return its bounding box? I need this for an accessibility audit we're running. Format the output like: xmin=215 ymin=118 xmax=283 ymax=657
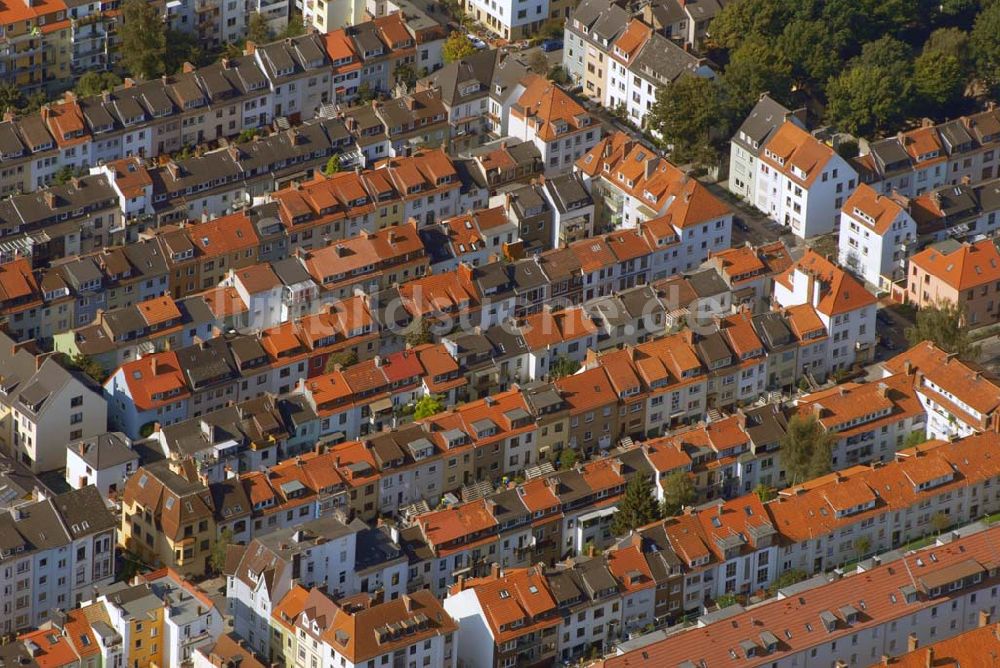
xmin=165 ymin=29 xmax=205 ymax=74
xmin=767 ymin=569 xmax=807 ymax=595
xmin=405 ymin=319 xmax=434 ymax=347
xmin=247 ymin=12 xmax=272 ymax=44
xmin=0 ymin=81 xmax=22 ymax=114
xmin=413 ymin=394 xmax=445 ymax=419
xmin=924 ymin=27 xmax=971 ymax=72
xmin=357 ymin=81 xmax=377 ymax=103
xmin=714 ymin=593 xmax=739 ymax=609
xmin=753 ymin=483 xmax=776 ymax=502
xmin=903 ymin=430 xmax=928 ymax=448
xmin=540 ymin=18 xmax=563 ymax=39
xmin=20 ymin=91 xmax=47 ymax=115
xmin=559 ymin=447 xmax=578 ymax=470
xmin=780 ymin=413 xmax=834 ymax=486
xmin=824 ymin=64 xmax=909 ymax=136
xmin=528 ymin=50 xmax=548 ymax=75
xmin=971 ymin=1 xmax=1000 ymax=92
xmin=209 ymin=528 xmax=234 ymax=573
xmin=75 ymin=71 xmax=122 ymax=98
xmin=913 ymin=49 xmax=965 ymax=116
xmin=610 ymin=474 xmax=660 ymax=536
xmin=706 ymin=0 xmax=795 ymax=51
xmin=66 ymin=352 xmax=107 ymax=384
xmin=853 ymin=534 xmax=871 ymax=560
xmin=648 ymin=75 xmax=724 ymax=165
xmin=548 ymin=65 xmax=570 ymax=85
xmin=280 ymin=12 xmax=306 ymax=38
xmin=549 ymin=356 xmax=581 ymax=379
xmin=394 ymin=63 xmax=417 ymax=90
xmin=324 ymin=349 xmax=357 ymax=372
xmin=930 ymin=511 xmax=951 ymax=534
xmin=443 ymin=32 xmax=476 ymax=64
xmin=323 ymin=155 xmax=341 ymax=176
xmin=52 ymin=165 xmax=78 ymax=185
xmin=119 ymin=0 xmax=167 ymax=80
xmin=905 ymin=301 xmax=979 ymax=359
xmin=720 ymin=38 xmax=793 ymax=121
xmin=660 ymin=471 xmax=695 ymax=516
xmin=776 ymin=19 xmax=845 ymax=93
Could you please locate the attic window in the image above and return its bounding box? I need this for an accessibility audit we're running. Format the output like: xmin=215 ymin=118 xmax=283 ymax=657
xmin=202 ymin=237 xmax=210 ymax=246
xmin=499 ymin=589 xmax=510 ymax=599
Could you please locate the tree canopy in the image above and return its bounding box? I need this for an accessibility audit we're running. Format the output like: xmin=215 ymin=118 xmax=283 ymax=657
xmin=647 ymin=75 xmax=724 ymax=165
xmin=75 ymin=71 xmax=122 ymax=98
xmin=780 ymin=413 xmax=835 ymax=486
xmin=660 ymin=471 xmax=695 ymax=517
xmin=413 ymin=394 xmax=445 ymax=419
xmin=443 ymin=32 xmax=476 ymax=64
xmin=905 ymin=301 xmax=980 ymax=360
xmin=549 ymin=356 xmax=581 ymax=380
xmin=119 ymin=0 xmax=167 ymax=80
xmin=247 ymin=12 xmax=272 ymax=44
xmin=610 ymin=474 xmax=661 ymax=536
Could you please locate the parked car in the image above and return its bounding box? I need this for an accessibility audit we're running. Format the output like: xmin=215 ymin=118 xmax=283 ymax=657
xmin=541 ymin=39 xmax=563 ymax=52
xmin=468 ymin=34 xmax=487 ymax=49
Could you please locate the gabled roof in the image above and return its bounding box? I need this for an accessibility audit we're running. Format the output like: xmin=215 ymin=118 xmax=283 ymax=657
xmin=909 ymin=238 xmax=1000 ymax=291
xmin=776 ymin=249 xmax=876 ymax=316
xmin=759 ymin=121 xmax=839 ymax=188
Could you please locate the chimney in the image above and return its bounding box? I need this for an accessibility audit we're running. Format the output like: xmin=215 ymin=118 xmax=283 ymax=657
xmin=980 ymin=610 xmax=991 ymax=627
xmin=907 ymin=633 xmax=919 ymax=652
xmin=123 ymin=77 xmax=136 ymax=88
xmin=961 ymin=174 xmax=972 ymax=186
xmin=903 ymin=360 xmax=913 ymax=375
xmin=644 ymin=157 xmax=656 ymax=181
xmin=182 ymin=61 xmax=196 ymax=73
xmin=877 ymin=382 xmax=888 ymax=398
xmin=490 ymin=562 xmax=500 ymax=578
xmin=403 ymin=594 xmax=415 ymax=612
xmin=2 ymin=110 xmax=14 ymax=122
xmin=40 ymin=104 xmax=50 ymax=121
xmin=924 ymin=648 xmax=934 ymax=668
xmin=244 ymin=40 xmax=256 ymax=55
xmin=43 ymin=191 xmax=56 ymax=208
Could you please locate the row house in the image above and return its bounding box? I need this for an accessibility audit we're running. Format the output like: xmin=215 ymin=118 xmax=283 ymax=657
xmin=754 ymin=120 xmax=859 ymax=239
xmin=905 ymin=238 xmax=1000 ymax=327
xmin=225 ymin=516 xmax=366 ymax=655
xmin=608 ymin=522 xmax=1000 ymax=668
xmin=53 ymin=294 xmax=186 ymax=374
xmin=773 ymin=249 xmax=878 ymax=372
xmin=605 ymin=20 xmax=715 ymax=131
xmin=302 ymin=221 xmax=428 ymax=300
xmin=271 ymin=587 xmax=457 ymax=668
xmin=857 ymin=108 xmax=1000 ymax=197
xmin=703 ymin=241 xmax=793 ymax=310
xmin=576 ymin=132 xmax=732 ymax=275
xmin=0 ymin=172 xmax=121 ymax=267
xmin=771 ymin=432 xmax=1000 ymax=577
xmin=796 ymin=372 xmax=927 ymax=471
xmin=420 ymin=206 xmax=515 ymax=273
xmin=838 ymin=183 xmax=918 ymax=290
xmin=417 ymin=49 xmax=502 ymax=153
xmin=119 ymin=457 xmax=251 ymax=577
xmin=882 ymin=341 xmax=1000 ymax=441
xmin=562 ymin=0 xmax=631 ymax=102
xmin=0 ymin=486 xmax=115 ymax=634
xmin=727 ymin=93 xmax=808 ymax=203
xmin=640 ymin=0 xmax=727 ymax=50
xmin=509 ymin=74 xmax=601 ymax=176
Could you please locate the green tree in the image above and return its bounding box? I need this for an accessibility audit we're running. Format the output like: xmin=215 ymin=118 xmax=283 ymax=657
xmin=648 ymin=75 xmax=724 ymax=166
xmin=780 ymin=413 xmax=834 ymax=486
xmin=443 ymin=32 xmax=476 ymax=64
xmin=165 ymin=29 xmax=205 ymax=74
xmin=413 ymin=394 xmax=445 ymax=419
xmin=549 ymin=355 xmax=581 ymax=379
xmin=324 ymin=349 xmax=357 ymax=372
xmin=540 ymin=18 xmax=563 ymax=39
xmin=558 ymin=447 xmax=578 ymax=470
xmin=971 ymin=0 xmax=1000 ymax=92
xmin=548 ymin=65 xmax=570 ymax=85
xmin=824 ymin=64 xmax=909 ymax=137
xmin=924 ymin=27 xmax=971 ymax=72
xmin=209 ymin=528 xmax=234 ymax=573
xmin=776 ymin=19 xmax=844 ymax=93
xmin=853 ymin=534 xmax=871 ymax=560
xmin=707 ymin=0 xmax=795 ymax=51
xmin=660 ymin=471 xmax=695 ymax=516
xmin=767 ymin=569 xmax=807 ymax=595
xmin=52 ymin=165 xmax=77 ymax=185
xmin=913 ymin=49 xmax=965 ymax=116
xmin=528 ymin=50 xmax=548 ymax=74
xmin=905 ymin=301 xmax=979 ymax=359
xmin=720 ymin=38 xmax=793 ymax=120
xmin=66 ymin=352 xmax=107 ymax=384
xmin=357 ymin=81 xmax=377 ymax=103
xmin=0 ymin=81 xmax=23 ymax=113
xmin=75 ymin=71 xmax=122 ymax=98
xmin=903 ymin=430 xmax=928 ymax=448
xmin=753 ymin=483 xmax=776 ymax=502
xmin=20 ymin=91 xmax=47 ymax=115
xmin=714 ymin=593 xmax=739 ymax=609
xmin=280 ymin=12 xmax=306 ymax=38
xmin=247 ymin=11 xmax=272 ymax=44
xmin=119 ymin=0 xmax=167 ymax=80
xmin=610 ymin=474 xmax=661 ymax=536
xmin=394 ymin=63 xmax=417 ymax=89
xmin=405 ymin=319 xmax=434 ymax=347
xmin=930 ymin=511 xmax=951 ymax=534
xmin=323 ymin=155 xmax=341 ymax=176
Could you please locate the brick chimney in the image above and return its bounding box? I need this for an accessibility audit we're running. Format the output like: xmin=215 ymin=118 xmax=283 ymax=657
xmin=907 ymin=633 xmax=919 ymax=652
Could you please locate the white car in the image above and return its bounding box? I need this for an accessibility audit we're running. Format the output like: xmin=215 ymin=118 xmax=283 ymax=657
xmin=467 ymin=34 xmax=487 ymax=49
